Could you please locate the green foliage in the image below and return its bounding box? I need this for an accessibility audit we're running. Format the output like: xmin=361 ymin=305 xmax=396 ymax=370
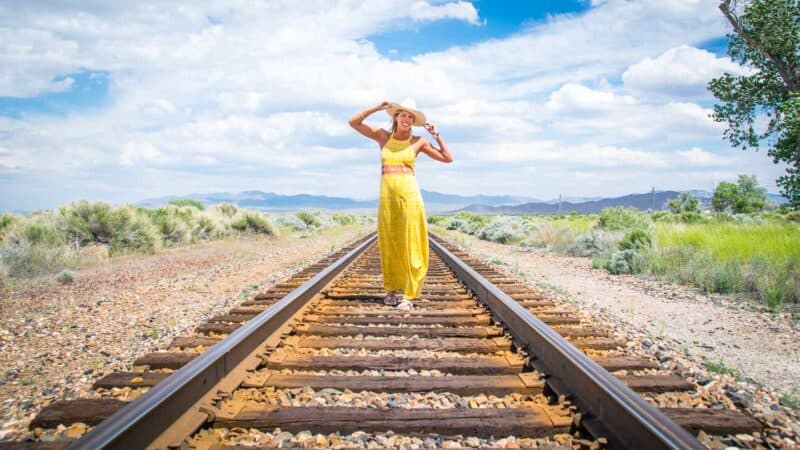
xmin=0 ymin=214 xmax=14 ymax=239
xmin=59 ymin=201 xmax=159 ymax=254
xmin=606 ymin=249 xmax=646 ymax=275
xmin=427 ymin=215 xmax=448 ymax=225
xmin=331 ymin=213 xmax=356 ymax=225
xmin=231 ymin=212 xmax=276 ymax=235
xmin=56 ymin=269 xmax=77 ymax=284
xmin=168 ymin=198 xmax=204 ymax=210
xmin=703 ymin=357 xmax=741 ymax=379
xmin=147 ymin=207 xmax=192 ymax=245
xmin=478 ymin=216 xmax=528 ymax=244
xmin=667 ymin=192 xmax=701 ymax=214
xmin=295 ymin=211 xmax=320 ymax=228
xmin=709 ymin=0 xmax=800 ymax=208
xmin=596 ymin=207 xmax=650 ymax=231
xmin=0 ymin=217 xmax=71 ymax=277
xmin=619 ymin=228 xmax=652 ymax=251
xmin=712 ymin=174 xmax=768 ymax=213
xmin=275 ymin=214 xmax=308 ymax=231
xmin=148 ymin=325 xmax=161 ymax=340
xmin=780 ymin=393 xmax=800 ymax=410
xmin=214 ymin=203 xmax=238 ymax=218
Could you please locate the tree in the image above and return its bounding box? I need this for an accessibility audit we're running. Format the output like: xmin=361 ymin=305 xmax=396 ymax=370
xmin=711 ymin=181 xmax=740 ymax=212
xmin=709 ymin=0 xmax=800 ymax=209
xmin=667 ymin=192 xmax=701 ymax=214
xmin=711 ymin=174 xmax=768 ymax=212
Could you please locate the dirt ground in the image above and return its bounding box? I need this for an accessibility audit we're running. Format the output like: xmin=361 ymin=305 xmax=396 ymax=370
xmin=433 ymin=228 xmax=800 ymax=400
xmin=0 ymin=226 xmax=367 ymax=440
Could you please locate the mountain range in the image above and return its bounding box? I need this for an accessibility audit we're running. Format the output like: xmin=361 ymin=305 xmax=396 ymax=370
xmin=138 ymin=189 xmax=788 ymax=214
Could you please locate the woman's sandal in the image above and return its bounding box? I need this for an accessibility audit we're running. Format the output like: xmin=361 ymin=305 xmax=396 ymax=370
xmin=396 ymin=299 xmax=414 ymax=311
xmin=383 ymin=292 xmax=399 ymax=306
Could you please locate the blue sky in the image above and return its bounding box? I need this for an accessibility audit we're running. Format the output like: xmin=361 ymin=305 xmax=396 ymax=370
xmin=369 ymin=1 xmax=591 ymax=59
xmin=0 ymin=0 xmax=787 ymax=211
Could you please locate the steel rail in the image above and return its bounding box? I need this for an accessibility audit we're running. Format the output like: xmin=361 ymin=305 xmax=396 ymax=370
xmin=429 ymin=234 xmax=705 ymax=450
xmin=70 ymin=232 xmax=377 ymax=450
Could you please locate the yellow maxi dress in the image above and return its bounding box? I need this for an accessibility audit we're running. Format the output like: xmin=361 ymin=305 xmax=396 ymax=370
xmin=378 ymin=134 xmax=429 ymax=300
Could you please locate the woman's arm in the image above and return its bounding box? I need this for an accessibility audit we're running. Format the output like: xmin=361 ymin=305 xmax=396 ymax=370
xmin=418 ymin=122 xmax=453 ymax=163
xmin=349 ymin=101 xmax=391 ymax=143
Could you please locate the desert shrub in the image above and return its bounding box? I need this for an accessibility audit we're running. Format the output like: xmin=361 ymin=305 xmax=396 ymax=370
xmin=59 ymin=201 xmax=119 ymax=246
xmin=651 ymin=211 xmax=670 ymax=222
xmin=444 ymin=217 xmax=479 ymax=235
xmin=231 ymin=212 xmax=276 ymax=235
xmin=106 ymin=206 xmax=160 ymax=254
xmin=296 ymin=211 xmax=320 ymax=228
xmin=569 ymin=229 xmax=624 ymax=256
xmin=527 ymin=223 xmax=575 ymax=253
xmin=428 ymin=216 xmax=448 ymax=226
xmin=592 ymin=252 xmax=611 ymax=269
xmin=148 ymin=207 xmax=191 ymax=245
xmin=275 ymin=214 xmax=308 ymax=231
xmin=445 ymin=218 xmax=467 ymax=230
xmin=606 ymin=251 xmax=631 ymax=274
xmin=56 ymin=269 xmax=77 ymax=284
xmin=168 ymin=198 xmax=204 ymax=210
xmin=193 ymin=214 xmax=216 ymax=240
xmin=606 ymin=249 xmax=646 ymax=275
xmin=0 ymin=214 xmax=15 ymax=239
xmin=214 ymin=203 xmax=238 ymax=218
xmin=478 ymin=216 xmax=527 ymax=244
xmin=596 ymin=207 xmax=650 ymax=231
xmin=619 ymin=228 xmax=652 ymax=251
xmin=59 ymin=201 xmax=159 ymax=253
xmin=332 ymin=213 xmax=357 ymax=225
xmin=0 ymin=218 xmax=71 ymax=277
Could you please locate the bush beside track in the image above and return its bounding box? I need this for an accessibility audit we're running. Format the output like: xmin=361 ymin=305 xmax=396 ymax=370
xmin=0 ymin=200 xmax=372 ymax=279
xmin=430 ymin=208 xmax=800 ymax=308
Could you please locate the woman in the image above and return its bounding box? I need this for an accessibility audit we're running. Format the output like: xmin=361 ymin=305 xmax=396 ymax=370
xmin=349 ymin=100 xmax=453 ymax=310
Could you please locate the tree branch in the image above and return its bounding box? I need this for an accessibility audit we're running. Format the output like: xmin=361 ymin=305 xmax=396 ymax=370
xmin=719 ymin=0 xmax=799 ymax=92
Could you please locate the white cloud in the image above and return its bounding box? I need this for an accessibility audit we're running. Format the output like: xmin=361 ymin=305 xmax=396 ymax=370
xmin=677 ymin=147 xmax=734 ymax=167
xmin=410 ymin=1 xmax=479 ymax=24
xmin=120 ymin=141 xmax=167 ymax=167
xmin=0 ymin=0 xmax=789 ymax=210
xmin=622 ymin=45 xmax=753 ymax=97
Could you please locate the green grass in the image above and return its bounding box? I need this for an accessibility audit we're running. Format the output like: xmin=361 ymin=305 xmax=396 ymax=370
xmin=435 ymin=211 xmax=800 ymax=307
xmin=148 ymin=325 xmax=161 ymax=340
xmin=780 ymin=393 xmax=800 ymax=410
xmin=653 ymin=222 xmax=800 ymax=307
xmin=702 ymin=357 xmax=742 ymax=379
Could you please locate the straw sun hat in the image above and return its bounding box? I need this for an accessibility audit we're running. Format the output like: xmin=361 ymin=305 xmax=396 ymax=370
xmin=385 ymin=101 xmax=426 ymax=126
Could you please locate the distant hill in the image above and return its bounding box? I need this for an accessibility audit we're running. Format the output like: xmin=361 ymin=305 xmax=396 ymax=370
xmin=137 ymin=189 xmax=788 ymax=214
xmin=138 ymin=191 xmax=375 ymax=212
xmin=453 ymin=190 xmax=789 ymax=215
xmin=452 ymin=191 xmax=688 ymax=214
xmin=137 ymin=190 xmax=541 ymax=213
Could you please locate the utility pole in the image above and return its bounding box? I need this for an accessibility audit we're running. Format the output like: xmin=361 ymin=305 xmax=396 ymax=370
xmin=651 ymin=187 xmax=655 ymax=211
xmin=558 ymin=193 xmax=562 ymax=215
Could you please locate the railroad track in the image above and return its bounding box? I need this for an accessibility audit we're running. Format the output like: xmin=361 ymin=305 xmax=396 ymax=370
xmin=3 ymin=232 xmax=766 ymax=449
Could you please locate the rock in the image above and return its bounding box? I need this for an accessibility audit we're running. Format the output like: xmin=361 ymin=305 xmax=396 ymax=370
xmin=725 ymin=388 xmax=753 ymax=409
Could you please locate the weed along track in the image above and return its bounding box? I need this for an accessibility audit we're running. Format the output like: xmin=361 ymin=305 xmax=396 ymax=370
xmin=4 ymin=232 xmax=768 ymax=449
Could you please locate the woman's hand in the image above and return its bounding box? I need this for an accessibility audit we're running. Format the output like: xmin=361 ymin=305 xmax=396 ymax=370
xmin=423 ymin=122 xmax=440 ymax=138
xmin=376 ymin=100 xmax=392 ymax=111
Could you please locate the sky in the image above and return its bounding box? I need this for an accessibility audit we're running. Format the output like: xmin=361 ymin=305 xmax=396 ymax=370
xmin=0 ymin=0 xmax=788 ymax=211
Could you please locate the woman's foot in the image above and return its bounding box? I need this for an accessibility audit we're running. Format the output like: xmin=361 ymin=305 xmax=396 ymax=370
xmin=383 ymin=292 xmax=399 ymax=306
xmin=396 ymin=299 xmax=414 ymax=311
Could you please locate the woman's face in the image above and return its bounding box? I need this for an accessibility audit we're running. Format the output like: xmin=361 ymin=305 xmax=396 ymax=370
xmin=395 ymin=110 xmax=415 ymax=132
